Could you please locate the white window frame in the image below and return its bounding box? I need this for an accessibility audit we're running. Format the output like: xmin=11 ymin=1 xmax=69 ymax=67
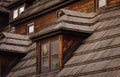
xmin=13 ymin=6 xmax=25 ymax=19
xmin=27 ymin=22 xmax=34 ymax=34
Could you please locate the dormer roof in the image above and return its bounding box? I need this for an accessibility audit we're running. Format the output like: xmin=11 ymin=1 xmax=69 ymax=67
xmin=30 ymin=9 xmax=94 ymax=41
xmin=0 ymin=32 xmax=32 ymax=54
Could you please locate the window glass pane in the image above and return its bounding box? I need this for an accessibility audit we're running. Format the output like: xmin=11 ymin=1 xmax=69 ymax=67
xmin=42 ymin=43 xmax=49 ymax=57
xmin=51 ymin=40 xmax=59 ymax=55
xmin=99 ymin=0 xmax=106 ymax=7
xmin=27 ymin=22 xmax=34 ymax=34
xmin=41 ymin=57 xmax=49 ymax=72
xmin=19 ymin=6 xmax=24 ymax=14
xmin=51 ymin=55 xmax=59 ymax=71
xmin=13 ymin=9 xmax=18 ymax=19
xmin=29 ymin=25 xmax=34 ymax=33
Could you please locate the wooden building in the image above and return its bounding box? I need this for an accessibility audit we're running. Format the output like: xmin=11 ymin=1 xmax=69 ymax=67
xmin=0 ymin=0 xmax=120 ymax=77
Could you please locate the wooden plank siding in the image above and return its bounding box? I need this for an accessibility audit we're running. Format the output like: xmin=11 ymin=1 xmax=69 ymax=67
xmin=62 ymin=34 xmax=85 ymax=65
xmin=108 ymin=0 xmax=120 ymax=6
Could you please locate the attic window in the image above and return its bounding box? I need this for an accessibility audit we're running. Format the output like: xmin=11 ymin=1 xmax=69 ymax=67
xmin=41 ymin=38 xmax=59 ymax=73
xmin=13 ymin=6 xmax=25 ymax=19
xmin=13 ymin=9 xmax=18 ymax=19
xmin=19 ymin=6 xmax=24 ymax=14
xmin=10 ymin=26 xmax=15 ymax=33
xmin=27 ymin=22 xmax=34 ymax=34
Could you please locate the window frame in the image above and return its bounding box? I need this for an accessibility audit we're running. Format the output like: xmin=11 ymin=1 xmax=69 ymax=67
xmin=27 ymin=22 xmax=35 ymax=34
xmin=12 ymin=5 xmax=25 ymax=19
xmin=95 ymin=0 xmax=108 ymax=11
xmin=19 ymin=6 xmax=25 ymax=14
xmin=98 ymin=0 xmax=107 ymax=8
xmin=39 ymin=37 xmax=60 ymax=74
xmin=13 ymin=9 xmax=18 ymax=19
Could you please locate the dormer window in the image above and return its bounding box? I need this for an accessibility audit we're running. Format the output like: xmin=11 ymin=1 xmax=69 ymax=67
xmin=27 ymin=22 xmax=34 ymax=34
xmin=13 ymin=6 xmax=25 ymax=19
xmin=41 ymin=38 xmax=59 ymax=73
xmin=98 ymin=0 xmax=107 ymax=8
xmin=32 ymin=31 xmax=90 ymax=75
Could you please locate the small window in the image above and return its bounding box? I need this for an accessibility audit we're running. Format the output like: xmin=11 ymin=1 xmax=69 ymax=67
xmin=19 ymin=6 xmax=24 ymax=14
xmin=13 ymin=9 xmax=18 ymax=19
xmin=10 ymin=26 xmax=15 ymax=33
xmin=98 ymin=0 xmax=107 ymax=8
xmin=27 ymin=22 xmax=34 ymax=34
xmin=41 ymin=39 xmax=59 ymax=73
xmin=12 ymin=6 xmax=25 ymax=19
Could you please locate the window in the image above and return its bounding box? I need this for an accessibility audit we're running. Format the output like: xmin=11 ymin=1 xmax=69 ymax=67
xmin=13 ymin=6 xmax=25 ymax=19
xmin=10 ymin=26 xmax=15 ymax=33
xmin=41 ymin=39 xmax=59 ymax=73
xmin=27 ymin=22 xmax=34 ymax=34
xmin=19 ymin=6 xmax=24 ymax=14
xmin=98 ymin=0 xmax=107 ymax=8
xmin=13 ymin=9 xmax=18 ymax=19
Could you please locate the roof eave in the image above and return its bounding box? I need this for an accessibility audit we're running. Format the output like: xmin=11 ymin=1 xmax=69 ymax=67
xmin=6 ymin=0 xmax=25 ymax=10
xmin=30 ymin=27 xmax=92 ymax=42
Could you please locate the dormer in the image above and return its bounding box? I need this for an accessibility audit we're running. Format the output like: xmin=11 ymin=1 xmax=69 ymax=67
xmin=30 ymin=9 xmax=93 ymax=76
xmin=7 ymin=0 xmax=35 ymax=21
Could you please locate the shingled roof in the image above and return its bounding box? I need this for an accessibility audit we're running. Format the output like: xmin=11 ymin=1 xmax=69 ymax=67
xmin=0 ymin=32 xmax=37 ymax=77
xmin=57 ymin=4 xmax=120 ymax=77
xmin=5 ymin=3 xmax=120 ymax=77
xmin=0 ymin=32 xmax=32 ymax=53
xmin=0 ymin=1 xmax=11 ymax=13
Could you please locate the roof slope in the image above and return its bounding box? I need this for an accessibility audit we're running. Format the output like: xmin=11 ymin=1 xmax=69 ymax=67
xmin=0 ymin=32 xmax=32 ymax=53
xmin=57 ymin=4 xmax=120 ymax=77
xmin=6 ymin=44 xmax=36 ymax=77
xmin=0 ymin=0 xmax=13 ymax=13
xmin=1 ymin=32 xmax=37 ymax=77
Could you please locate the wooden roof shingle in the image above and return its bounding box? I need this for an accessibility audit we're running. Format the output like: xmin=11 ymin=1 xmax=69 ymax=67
xmin=57 ymin=4 xmax=120 ymax=77
xmin=0 ymin=32 xmax=32 ymax=54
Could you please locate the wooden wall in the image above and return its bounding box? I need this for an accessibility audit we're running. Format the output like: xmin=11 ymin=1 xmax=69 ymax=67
xmin=14 ymin=0 xmax=120 ymax=35
xmin=108 ymin=0 xmax=120 ymax=5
